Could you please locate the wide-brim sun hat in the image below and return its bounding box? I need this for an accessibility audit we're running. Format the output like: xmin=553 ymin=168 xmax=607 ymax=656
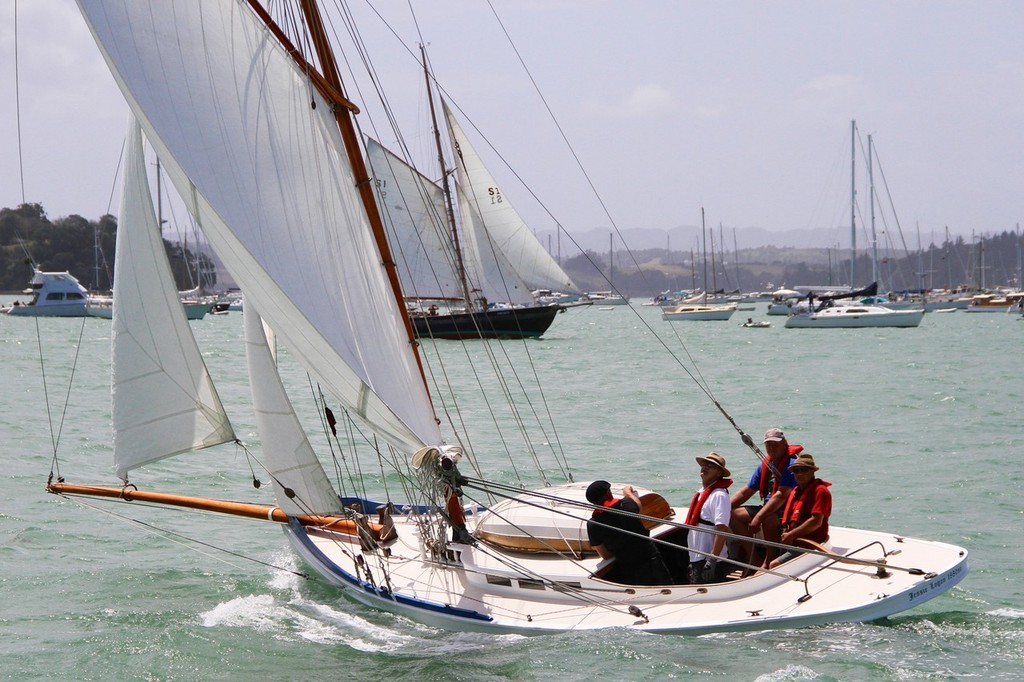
xmin=790 ymin=454 xmax=819 ymax=472
xmin=695 ymin=452 xmax=731 ymax=478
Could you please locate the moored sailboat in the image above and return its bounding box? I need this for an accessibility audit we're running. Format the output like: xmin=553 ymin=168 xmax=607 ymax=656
xmin=46 ymin=0 xmax=967 ymax=635
xmin=366 ymin=49 xmax=574 ymax=340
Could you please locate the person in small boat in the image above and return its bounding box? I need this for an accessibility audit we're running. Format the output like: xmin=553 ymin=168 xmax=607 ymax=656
xmin=427 ymin=304 xmax=439 ymax=316
xmin=770 ymin=454 xmax=832 ymax=567
xmin=729 ymin=427 xmax=803 ymax=569
xmin=686 ymin=452 xmax=733 ymax=584
xmin=585 ymin=480 xmax=671 ymax=585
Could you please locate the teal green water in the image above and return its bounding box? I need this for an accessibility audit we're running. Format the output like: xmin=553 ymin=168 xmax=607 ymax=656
xmin=2 ymin=300 xmax=1021 ymax=680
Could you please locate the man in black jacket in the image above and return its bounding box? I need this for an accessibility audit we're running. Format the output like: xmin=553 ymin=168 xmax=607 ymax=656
xmin=585 ymin=480 xmax=671 ymax=585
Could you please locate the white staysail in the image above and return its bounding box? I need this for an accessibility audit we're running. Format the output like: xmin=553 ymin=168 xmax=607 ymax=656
xmin=78 ymin=1 xmax=442 ymax=455
xmin=442 ymin=100 xmax=579 ymax=295
xmin=111 ymin=116 xmax=235 ymax=481
xmin=243 ymin=304 xmax=343 ymax=516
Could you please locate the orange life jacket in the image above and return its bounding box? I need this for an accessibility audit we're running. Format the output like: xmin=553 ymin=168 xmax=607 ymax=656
xmin=685 ymin=479 xmax=732 ymax=526
xmin=757 ymin=443 xmax=804 ymax=500
xmin=781 ymin=478 xmax=832 ymax=542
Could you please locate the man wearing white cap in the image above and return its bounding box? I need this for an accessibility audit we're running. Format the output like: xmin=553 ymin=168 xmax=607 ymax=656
xmin=729 ymin=427 xmax=804 ymax=570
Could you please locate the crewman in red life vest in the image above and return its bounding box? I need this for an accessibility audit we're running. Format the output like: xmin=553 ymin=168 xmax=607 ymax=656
xmin=729 ymin=427 xmax=804 ymax=570
xmin=687 ymin=452 xmax=733 ymax=584
xmin=770 ymin=454 xmax=832 ymax=568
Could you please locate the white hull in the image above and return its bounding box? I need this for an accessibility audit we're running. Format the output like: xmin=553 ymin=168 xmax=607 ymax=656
xmin=785 ymin=305 xmax=924 ymax=328
xmin=285 ymin=485 xmax=968 ymax=634
xmin=662 ymin=304 xmax=737 ymax=321
xmin=86 ymin=300 xmax=210 ymax=320
xmin=5 ymin=301 xmax=89 ymax=317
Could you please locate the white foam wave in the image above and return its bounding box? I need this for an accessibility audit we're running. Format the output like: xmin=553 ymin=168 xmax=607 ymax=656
xmin=753 ymin=664 xmax=821 ymax=682
xmin=200 ymin=594 xmax=282 ymax=631
xmin=209 ymin=550 xmax=528 ymax=652
xmin=988 ymin=608 xmax=1024 ymax=619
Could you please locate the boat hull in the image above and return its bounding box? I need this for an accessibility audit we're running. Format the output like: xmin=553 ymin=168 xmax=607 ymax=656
xmin=85 ymin=302 xmax=210 ymax=320
xmin=4 ymin=302 xmax=89 ymax=317
xmin=662 ymin=305 xmax=737 ymax=321
xmin=283 ymin=499 xmax=969 ymax=634
xmin=411 ymin=305 xmax=561 ymax=340
xmin=785 ymin=307 xmax=924 ymax=328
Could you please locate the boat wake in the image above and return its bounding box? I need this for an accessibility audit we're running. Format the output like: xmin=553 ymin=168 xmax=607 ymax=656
xmin=201 ymin=550 xmax=528 ymax=652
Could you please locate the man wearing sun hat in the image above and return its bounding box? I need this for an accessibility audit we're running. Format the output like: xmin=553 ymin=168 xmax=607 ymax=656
xmin=729 ymin=427 xmax=804 ymax=569
xmin=686 ymin=452 xmax=733 ymax=584
xmin=770 ymin=454 xmax=833 ymax=567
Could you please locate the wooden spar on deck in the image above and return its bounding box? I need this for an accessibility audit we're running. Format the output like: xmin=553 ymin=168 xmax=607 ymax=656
xmin=47 ymin=483 xmax=393 ymax=540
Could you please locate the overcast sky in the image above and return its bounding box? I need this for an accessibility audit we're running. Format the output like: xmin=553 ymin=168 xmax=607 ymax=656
xmin=2 ymin=1 xmax=1021 ymax=250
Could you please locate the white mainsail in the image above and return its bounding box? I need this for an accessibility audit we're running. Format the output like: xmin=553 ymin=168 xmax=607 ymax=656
xmin=442 ymin=100 xmax=579 ymax=295
xmin=365 ymin=138 xmax=463 ymax=301
xmin=243 ymin=303 xmax=343 ymax=516
xmin=111 ymin=116 xmax=235 ymax=481
xmin=78 ymin=0 xmax=442 ymax=459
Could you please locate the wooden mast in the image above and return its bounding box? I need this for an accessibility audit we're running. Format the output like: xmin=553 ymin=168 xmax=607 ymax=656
xmin=421 ymin=44 xmax=474 ymax=310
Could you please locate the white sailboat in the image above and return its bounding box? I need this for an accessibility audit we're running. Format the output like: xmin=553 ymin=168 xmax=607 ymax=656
xmin=784 ymin=302 xmax=926 ymax=328
xmin=49 ymin=0 xmax=968 ymax=634
xmin=662 ymin=210 xmax=735 ymax=321
xmin=364 ymin=52 xmax=575 ymax=340
xmin=785 ymin=124 xmax=924 ymax=330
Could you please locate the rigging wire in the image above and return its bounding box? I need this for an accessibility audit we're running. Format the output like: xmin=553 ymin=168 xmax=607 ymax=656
xmin=55 ymin=491 xmax=322 ymax=582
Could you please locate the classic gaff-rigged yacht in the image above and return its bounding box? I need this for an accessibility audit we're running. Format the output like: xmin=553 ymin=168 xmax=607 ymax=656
xmin=366 ymin=50 xmax=576 ymax=341
xmin=48 ymin=0 xmax=967 ymax=635
xmin=2 ymin=262 xmax=91 ymax=316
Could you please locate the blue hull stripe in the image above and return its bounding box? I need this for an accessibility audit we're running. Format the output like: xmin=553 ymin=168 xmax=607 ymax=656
xmin=287 ymin=518 xmax=493 ymax=623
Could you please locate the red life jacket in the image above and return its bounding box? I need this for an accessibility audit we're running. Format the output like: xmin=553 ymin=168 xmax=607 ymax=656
xmin=591 ymin=497 xmax=619 ymax=518
xmin=685 ymin=479 xmax=732 ymax=526
xmin=781 ymin=478 xmax=832 ymax=542
xmin=757 ymin=443 xmax=804 ymax=500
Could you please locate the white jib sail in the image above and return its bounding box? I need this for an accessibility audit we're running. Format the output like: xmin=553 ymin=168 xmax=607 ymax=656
xmin=78 ymin=1 xmax=442 ymax=454
xmin=453 ymin=183 xmax=534 ymax=305
xmin=442 ymin=100 xmax=580 ymax=295
xmin=111 ymin=116 xmax=235 ymax=481
xmin=244 ymin=303 xmax=343 ymax=516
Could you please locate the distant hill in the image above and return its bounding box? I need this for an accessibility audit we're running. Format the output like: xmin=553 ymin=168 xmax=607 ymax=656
xmin=536 ymin=224 xmax=970 ymax=256
xmin=3 ymin=203 xmax=1019 ymax=298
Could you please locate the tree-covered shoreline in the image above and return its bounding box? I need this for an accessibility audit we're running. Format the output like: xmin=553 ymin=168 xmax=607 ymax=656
xmin=2 ymin=202 xmax=1019 ymax=297
xmin=1 ymin=203 xmax=216 ymax=294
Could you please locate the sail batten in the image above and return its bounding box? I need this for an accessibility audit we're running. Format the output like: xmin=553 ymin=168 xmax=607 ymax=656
xmin=111 ymin=116 xmax=235 ymax=480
